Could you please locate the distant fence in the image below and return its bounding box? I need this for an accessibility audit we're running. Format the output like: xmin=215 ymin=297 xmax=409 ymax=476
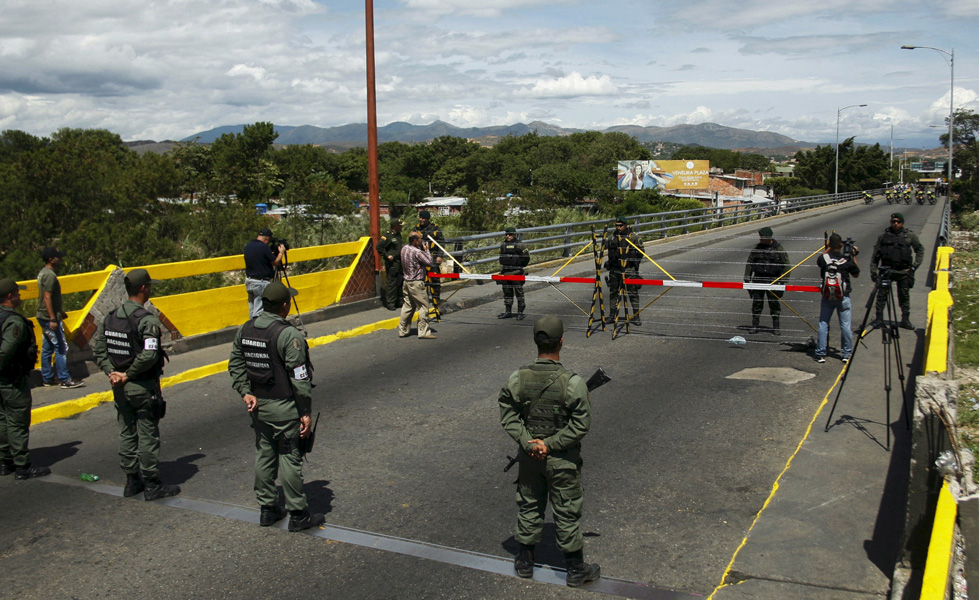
xmin=442 ymin=190 xmax=876 ymax=272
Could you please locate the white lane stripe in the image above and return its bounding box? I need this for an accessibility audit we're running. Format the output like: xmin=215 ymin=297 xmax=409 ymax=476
xmin=41 ymin=474 xmax=698 ymax=599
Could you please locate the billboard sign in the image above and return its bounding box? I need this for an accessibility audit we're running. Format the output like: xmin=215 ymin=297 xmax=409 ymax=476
xmin=617 ymin=160 xmax=710 ymax=191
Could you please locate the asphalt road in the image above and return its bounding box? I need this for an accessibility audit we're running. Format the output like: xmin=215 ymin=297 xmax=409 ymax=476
xmin=0 ymin=199 xmax=940 ymax=599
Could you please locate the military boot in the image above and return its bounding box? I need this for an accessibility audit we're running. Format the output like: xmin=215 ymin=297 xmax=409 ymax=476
xmin=0 ymin=460 xmax=15 ymax=476
xmin=514 ymin=544 xmax=535 ymax=578
xmin=564 ymin=550 xmax=600 ymax=588
xmin=497 ymin=307 xmax=514 ymax=319
xmin=288 ymin=508 xmax=325 ymax=532
xmin=123 ymin=473 xmax=145 ymax=498
xmin=899 ymin=314 xmax=914 ymax=330
xmin=143 ymin=479 xmax=180 ymax=501
xmin=750 ymin=316 xmax=760 ymax=334
xmin=14 ymin=464 xmax=51 ymax=480
xmin=260 ymin=505 xmax=287 ymax=527
xmin=772 ymin=316 xmax=780 ymax=336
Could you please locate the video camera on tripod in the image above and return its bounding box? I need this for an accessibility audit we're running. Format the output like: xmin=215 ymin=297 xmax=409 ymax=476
xmin=269 ymin=237 xmax=290 ymax=268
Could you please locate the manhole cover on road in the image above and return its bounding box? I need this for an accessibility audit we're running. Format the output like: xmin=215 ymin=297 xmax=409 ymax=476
xmin=727 ymin=367 xmax=816 ymax=384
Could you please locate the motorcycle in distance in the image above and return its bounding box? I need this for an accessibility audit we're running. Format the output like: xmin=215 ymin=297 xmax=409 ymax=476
xmin=863 ymin=191 xmax=874 ymax=205
xmin=927 ymin=191 xmax=937 ymax=205
xmin=885 ymin=190 xmax=896 ymax=204
xmin=903 ymin=190 xmax=913 ymax=205
xmin=916 ymin=189 xmax=925 ymax=205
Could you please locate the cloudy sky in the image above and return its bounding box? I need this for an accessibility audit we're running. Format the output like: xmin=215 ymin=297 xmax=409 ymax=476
xmin=1 ymin=0 xmax=977 ymax=148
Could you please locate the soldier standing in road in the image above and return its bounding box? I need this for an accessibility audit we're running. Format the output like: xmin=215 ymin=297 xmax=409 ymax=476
xmin=377 ymin=219 xmax=404 ymax=311
xmin=497 ymin=227 xmax=530 ymax=321
xmin=744 ymin=226 xmax=790 ymax=335
xmin=498 ymin=315 xmax=601 ymax=588
xmin=93 ymin=269 xmax=180 ymax=500
xmin=604 ymin=216 xmax=642 ymax=325
xmin=228 ymin=282 xmax=325 ymax=532
xmin=870 ymin=212 xmax=924 ymax=330
xmin=416 ymin=210 xmax=445 ymax=315
xmin=0 ymin=278 xmax=49 ymax=480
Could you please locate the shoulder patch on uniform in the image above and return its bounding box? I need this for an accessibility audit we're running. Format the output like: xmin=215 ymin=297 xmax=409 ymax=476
xmin=290 ymin=338 xmax=303 ymax=352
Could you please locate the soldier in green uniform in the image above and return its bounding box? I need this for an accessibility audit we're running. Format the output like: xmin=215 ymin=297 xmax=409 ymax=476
xmin=0 ymin=278 xmax=49 ymax=479
xmin=744 ymin=226 xmax=790 ymax=335
xmin=93 ymin=269 xmax=180 ymax=500
xmin=870 ymin=212 xmax=925 ymax=330
xmin=228 ymin=282 xmax=325 ymax=532
xmin=416 ymin=210 xmax=445 ymax=315
xmin=604 ymin=216 xmax=643 ymax=325
xmin=497 ymin=226 xmax=530 ymax=321
xmin=377 ymin=218 xmax=404 ymax=311
xmin=498 ymin=315 xmax=601 ymax=588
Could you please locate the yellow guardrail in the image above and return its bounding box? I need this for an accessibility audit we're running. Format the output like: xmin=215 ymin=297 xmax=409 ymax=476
xmin=923 ymin=247 xmax=954 ymax=375
xmin=17 ymin=238 xmax=372 ymax=349
xmin=920 ymin=479 xmax=958 ymax=599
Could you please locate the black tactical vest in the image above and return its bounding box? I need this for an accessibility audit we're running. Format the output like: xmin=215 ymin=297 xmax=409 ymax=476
xmin=240 ymin=318 xmax=293 ymax=399
xmin=607 ymin=233 xmax=640 ymax=271
xmin=0 ymin=310 xmax=37 ymax=381
xmin=102 ymin=307 xmax=165 ymax=380
xmin=878 ymin=229 xmax=914 ymax=268
xmin=750 ymin=244 xmax=785 ymax=277
xmin=499 ymin=242 xmax=529 ymax=271
xmin=518 ymin=362 xmax=574 ymax=438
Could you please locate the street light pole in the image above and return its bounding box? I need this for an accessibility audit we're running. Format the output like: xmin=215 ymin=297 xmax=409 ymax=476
xmin=835 ymin=104 xmax=867 ymax=196
xmin=902 ymin=45 xmax=955 ymax=194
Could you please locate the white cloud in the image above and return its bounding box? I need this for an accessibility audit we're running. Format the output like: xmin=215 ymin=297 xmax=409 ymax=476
xmin=399 ymin=0 xmax=575 ymax=18
xmin=517 ymin=72 xmax=618 ymax=99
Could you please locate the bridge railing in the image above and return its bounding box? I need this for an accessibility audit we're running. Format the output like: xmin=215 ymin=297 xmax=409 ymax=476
xmin=441 ymin=190 xmax=871 ymax=271
xmin=17 ymin=238 xmax=377 ymax=355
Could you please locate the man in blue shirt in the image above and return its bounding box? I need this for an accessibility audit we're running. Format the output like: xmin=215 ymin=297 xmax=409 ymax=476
xmin=244 ymin=228 xmax=285 ymax=318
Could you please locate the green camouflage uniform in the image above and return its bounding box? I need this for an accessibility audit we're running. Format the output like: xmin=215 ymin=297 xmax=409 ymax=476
xmin=93 ymin=300 xmax=167 ymax=480
xmin=229 ymin=312 xmax=313 ymax=512
xmin=0 ymin=306 xmax=36 ymax=468
xmin=498 ymin=358 xmax=592 ymax=553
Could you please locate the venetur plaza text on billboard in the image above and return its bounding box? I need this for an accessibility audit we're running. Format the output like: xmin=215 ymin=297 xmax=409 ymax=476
xmin=617 ymin=160 xmax=710 ymax=191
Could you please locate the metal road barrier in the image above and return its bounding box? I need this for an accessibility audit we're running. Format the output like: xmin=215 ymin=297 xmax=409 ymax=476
xmin=442 ymin=190 xmax=877 ymax=272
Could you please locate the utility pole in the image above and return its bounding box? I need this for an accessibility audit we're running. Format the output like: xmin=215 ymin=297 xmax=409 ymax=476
xmin=365 ymin=0 xmax=381 ymax=271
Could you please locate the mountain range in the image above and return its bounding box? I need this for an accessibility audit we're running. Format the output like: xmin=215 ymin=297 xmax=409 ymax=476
xmin=176 ymin=120 xmax=815 ymax=152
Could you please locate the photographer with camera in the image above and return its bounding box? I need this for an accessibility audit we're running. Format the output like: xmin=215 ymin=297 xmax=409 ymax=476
xmin=814 ymin=234 xmax=861 ymax=364
xmin=870 ymin=213 xmax=924 ymax=330
xmin=244 ymin=227 xmax=286 ymax=318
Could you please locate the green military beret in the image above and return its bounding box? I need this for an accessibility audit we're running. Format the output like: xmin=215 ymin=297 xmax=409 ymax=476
xmin=505 ymin=226 xmax=517 ymax=234
xmin=614 ymin=215 xmax=627 ymax=225
xmin=890 ymin=212 xmax=904 ymax=223
xmin=418 ymin=210 xmax=431 ymax=219
xmin=758 ymin=226 xmax=774 ymax=238
xmin=390 ymin=218 xmax=402 ymax=227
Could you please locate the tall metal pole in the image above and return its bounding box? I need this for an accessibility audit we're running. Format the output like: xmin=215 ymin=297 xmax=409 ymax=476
xmin=834 ymin=104 xmax=866 ymax=196
xmin=365 ymin=0 xmax=381 ymax=271
xmin=901 ymin=45 xmax=955 ymax=193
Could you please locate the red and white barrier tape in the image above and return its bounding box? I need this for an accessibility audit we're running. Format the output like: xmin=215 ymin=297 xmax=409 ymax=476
xmin=429 ymin=272 xmax=820 ymax=293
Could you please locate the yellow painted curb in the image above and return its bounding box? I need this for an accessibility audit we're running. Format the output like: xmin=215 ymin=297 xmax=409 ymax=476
xmin=921 ymin=480 xmax=957 ymax=599
xmin=31 ymin=315 xmax=407 ymax=426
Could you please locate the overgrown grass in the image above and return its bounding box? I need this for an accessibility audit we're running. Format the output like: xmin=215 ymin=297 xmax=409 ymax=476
xmin=950 ymin=211 xmax=978 ymax=482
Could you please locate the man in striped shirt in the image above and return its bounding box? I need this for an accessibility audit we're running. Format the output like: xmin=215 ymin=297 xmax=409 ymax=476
xmin=398 ymin=232 xmax=438 ymax=339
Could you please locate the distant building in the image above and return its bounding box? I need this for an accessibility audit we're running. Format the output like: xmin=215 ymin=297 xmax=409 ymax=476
xmin=416 ymin=196 xmax=467 ymax=216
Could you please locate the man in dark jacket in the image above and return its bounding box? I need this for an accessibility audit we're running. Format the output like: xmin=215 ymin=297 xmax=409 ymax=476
xmin=814 ymin=234 xmax=861 ymax=363
xmin=744 ymin=226 xmax=790 ymax=335
xmin=870 ymin=213 xmax=924 ymax=330
xmin=377 ymin=219 xmax=404 ymax=310
xmin=497 ymin=227 xmax=530 ymax=320
xmin=604 ymin=216 xmax=642 ymax=325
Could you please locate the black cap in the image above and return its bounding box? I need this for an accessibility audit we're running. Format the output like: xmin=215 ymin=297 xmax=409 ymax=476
xmin=41 ymin=247 xmax=65 ymax=261
xmin=390 ymin=218 xmax=402 ymax=227
xmin=258 ymin=227 xmax=273 ymax=237
xmin=262 ymin=281 xmax=298 ymax=304
xmin=0 ymin=278 xmax=25 ymax=297
xmin=533 ymin=315 xmax=564 ymax=343
xmin=124 ymin=268 xmax=160 ymax=288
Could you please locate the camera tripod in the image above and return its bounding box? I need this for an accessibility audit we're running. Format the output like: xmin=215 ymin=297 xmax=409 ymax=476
xmin=272 ymin=251 xmax=308 ymax=336
xmin=823 ymin=269 xmax=911 ymax=450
